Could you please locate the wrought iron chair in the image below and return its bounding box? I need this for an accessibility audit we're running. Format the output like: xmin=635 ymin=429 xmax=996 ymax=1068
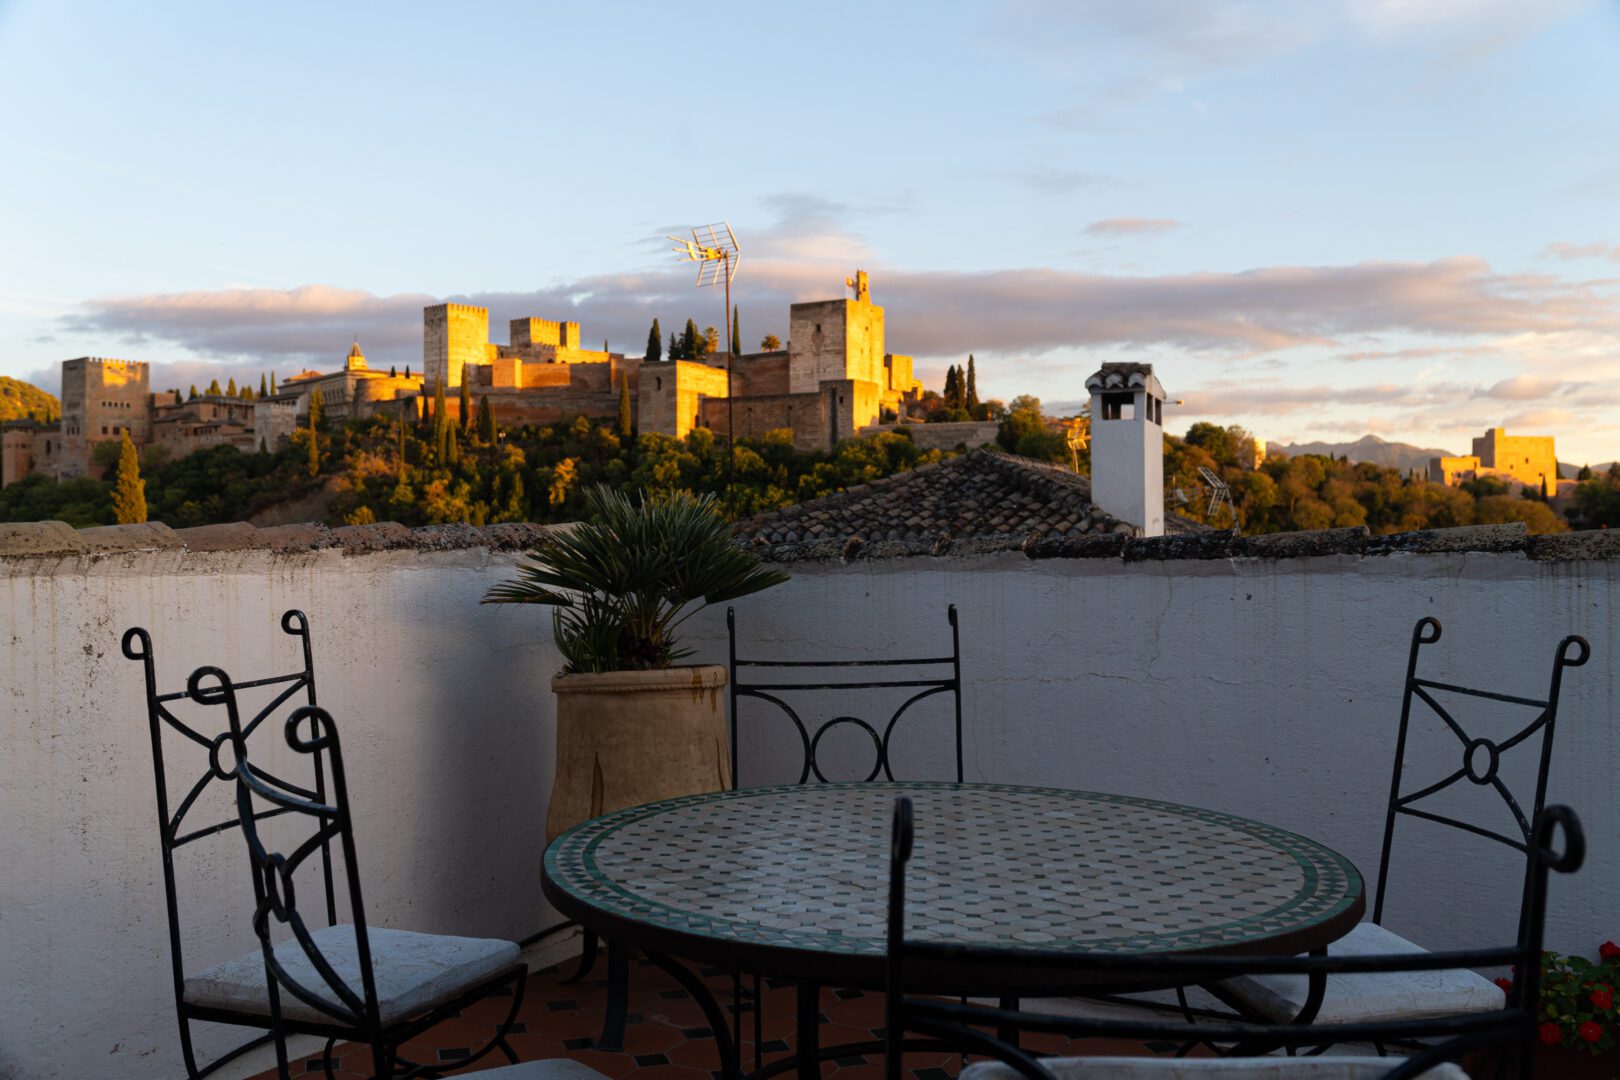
xmin=726 ymin=602 xmax=964 ymax=786
xmin=126 ymin=611 xmax=329 ymax=1079
xmin=1215 ymin=616 xmax=1589 ymax=1029
xmin=884 ymin=795 xmax=1583 ymax=1080
xmin=189 ymin=661 xmax=530 ymax=1079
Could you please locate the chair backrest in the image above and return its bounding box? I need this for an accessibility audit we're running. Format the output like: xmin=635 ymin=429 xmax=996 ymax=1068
xmin=190 ymin=664 xmax=383 ymax=1034
xmin=884 ymin=794 xmax=1582 ymax=1080
xmin=726 ymin=604 xmax=963 ymax=786
xmin=123 ymin=612 xmax=337 ymax=1028
xmin=1373 ymin=616 xmax=1589 ymax=925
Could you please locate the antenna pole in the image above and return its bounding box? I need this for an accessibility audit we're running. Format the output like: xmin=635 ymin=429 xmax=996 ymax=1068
xmin=725 ymin=252 xmax=735 ymax=519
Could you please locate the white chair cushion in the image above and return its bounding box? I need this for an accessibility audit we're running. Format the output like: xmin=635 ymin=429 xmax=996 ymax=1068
xmin=962 ymin=1056 xmax=1468 ymax=1079
xmin=1219 ymin=922 xmax=1505 ymax=1024
xmin=182 ymin=924 xmax=520 ymax=1026
xmin=469 ymin=1062 xmax=612 ymax=1080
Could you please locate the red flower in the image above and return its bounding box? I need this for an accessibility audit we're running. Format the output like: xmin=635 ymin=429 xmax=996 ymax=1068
xmin=1601 ymin=941 xmax=1620 ymax=962
xmin=1593 ymin=986 xmax=1615 ymax=1012
xmin=1495 ymin=977 xmax=1514 ymax=993
xmin=1542 ymin=1022 xmax=1565 ymax=1046
xmin=1580 ymin=1021 xmax=1604 ymax=1044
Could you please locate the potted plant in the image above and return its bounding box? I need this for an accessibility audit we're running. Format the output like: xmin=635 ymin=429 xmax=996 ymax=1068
xmin=1481 ymin=942 xmax=1620 ymax=1079
xmin=484 ymin=484 xmax=788 ymax=842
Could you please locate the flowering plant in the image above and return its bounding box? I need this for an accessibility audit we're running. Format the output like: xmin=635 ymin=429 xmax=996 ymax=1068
xmin=1506 ymin=943 xmax=1620 ymax=1055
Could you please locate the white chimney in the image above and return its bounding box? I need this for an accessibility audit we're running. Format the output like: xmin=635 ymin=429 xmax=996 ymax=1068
xmin=1086 ymin=362 xmax=1166 ymax=537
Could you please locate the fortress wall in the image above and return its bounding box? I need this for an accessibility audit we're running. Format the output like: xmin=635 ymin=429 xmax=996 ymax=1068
xmin=860 ymin=420 xmax=1001 ymax=450
xmin=698 ymin=391 xmax=830 ymax=452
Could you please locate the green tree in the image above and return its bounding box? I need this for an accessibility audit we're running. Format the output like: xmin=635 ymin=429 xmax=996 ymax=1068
xmin=669 ymin=331 xmax=680 ymax=361
xmin=702 ymin=325 xmax=720 ymax=355
xmin=304 ymin=418 xmax=319 ymax=478
xmin=459 ymin=377 xmax=472 ymax=432
xmin=207 ymin=378 xmax=222 ymax=396
xmin=965 ymin=355 xmax=980 ymax=417
xmin=389 ymin=365 xmax=397 ymax=378
xmin=646 ymin=318 xmax=663 ymax=363
xmin=226 ymin=377 xmax=237 ymax=397
xmin=188 ymin=385 xmax=198 ymax=400
xmin=259 ymin=374 xmax=268 ymax=397
xmin=944 ymin=365 xmax=960 ymax=408
xmin=269 ymin=373 xmax=277 ymax=395
xmin=682 ymin=319 xmax=701 ymax=360
xmin=403 ymin=366 xmax=410 ymax=380
xmin=308 ymin=388 xmax=325 ymax=431
xmin=1578 ymin=463 xmax=1594 ymax=481
xmin=618 ymin=373 xmax=633 ymax=436
xmin=477 ymin=395 xmax=496 ymax=443
xmin=110 ymin=431 xmax=147 ymax=524
xmin=761 ymin=334 xmax=781 ymax=351
xmin=732 ymin=305 xmax=741 ymax=356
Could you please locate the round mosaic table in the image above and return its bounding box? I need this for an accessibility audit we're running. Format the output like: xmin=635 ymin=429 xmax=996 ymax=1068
xmin=543 ymin=780 xmax=1363 ymax=992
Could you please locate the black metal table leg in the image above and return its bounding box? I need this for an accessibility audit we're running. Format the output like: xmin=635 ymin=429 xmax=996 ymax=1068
xmin=562 ymin=929 xmax=599 ymax=985
xmin=795 ymin=981 xmax=821 ymax=1080
xmin=647 ymin=951 xmax=740 ymax=1080
xmin=595 ymin=938 xmax=630 ymax=1052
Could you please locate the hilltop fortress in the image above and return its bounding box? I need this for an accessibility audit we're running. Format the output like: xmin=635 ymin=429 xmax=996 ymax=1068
xmin=1 ymin=273 xmax=925 ymax=486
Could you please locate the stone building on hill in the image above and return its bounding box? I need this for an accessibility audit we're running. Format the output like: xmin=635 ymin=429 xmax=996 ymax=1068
xmin=1429 ymin=428 xmax=1562 ymax=494
xmin=279 ymin=341 xmax=423 ymax=426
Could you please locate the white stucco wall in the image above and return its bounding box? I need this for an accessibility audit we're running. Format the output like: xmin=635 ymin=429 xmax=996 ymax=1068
xmin=1 ymin=539 xmax=1616 ymax=1079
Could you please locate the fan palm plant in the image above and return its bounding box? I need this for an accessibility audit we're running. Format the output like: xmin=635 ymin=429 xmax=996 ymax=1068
xmin=483 ymin=484 xmax=788 ymax=673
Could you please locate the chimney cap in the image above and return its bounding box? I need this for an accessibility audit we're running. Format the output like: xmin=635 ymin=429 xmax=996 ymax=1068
xmin=1086 ymin=362 xmax=1164 ymax=400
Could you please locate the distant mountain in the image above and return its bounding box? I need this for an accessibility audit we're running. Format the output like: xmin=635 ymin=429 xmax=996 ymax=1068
xmin=1561 ymin=462 xmax=1618 ymax=479
xmin=0 ymin=377 xmax=59 ymax=423
xmin=1268 ymin=434 xmax=1455 ymax=473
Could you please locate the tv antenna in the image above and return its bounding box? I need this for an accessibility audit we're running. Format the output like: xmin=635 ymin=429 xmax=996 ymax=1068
xmin=668 ymin=222 xmax=742 ymax=514
xmin=1198 ymin=465 xmax=1234 ymax=525
xmin=1061 ymin=410 xmax=1090 ymax=475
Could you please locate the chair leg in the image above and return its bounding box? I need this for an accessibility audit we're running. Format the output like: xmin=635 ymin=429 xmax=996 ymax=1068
xmin=596 ymin=938 xmax=631 ymax=1052
xmin=795 ymin=981 xmax=821 ymax=1080
xmin=562 ymin=928 xmax=599 ymax=984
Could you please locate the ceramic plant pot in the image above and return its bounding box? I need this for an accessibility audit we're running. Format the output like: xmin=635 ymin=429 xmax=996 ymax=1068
xmin=546 ymin=665 xmax=730 ymax=843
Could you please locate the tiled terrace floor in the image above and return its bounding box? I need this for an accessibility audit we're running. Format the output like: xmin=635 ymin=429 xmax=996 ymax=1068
xmin=247 ymin=954 xmax=1175 ymax=1079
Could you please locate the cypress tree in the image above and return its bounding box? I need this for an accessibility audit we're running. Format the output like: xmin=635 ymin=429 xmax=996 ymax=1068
xmin=433 ymin=380 xmax=449 ymax=460
xmin=243 ymin=385 xmax=254 ymax=400
xmin=404 ymin=365 xmax=411 ymax=379
xmin=305 ymin=416 xmax=319 ymax=477
xmin=207 ymin=378 xmax=222 ymax=396
xmin=944 ymin=365 xmax=959 ymax=408
xmin=270 ymin=373 xmax=277 ymax=395
xmin=617 ymin=373 xmax=633 ymax=436
xmin=188 ymin=385 xmax=198 ymax=400
xmin=226 ymin=376 xmax=237 ymax=397
xmin=966 ymin=355 xmax=980 ymax=416
xmin=478 ymin=395 xmax=496 ymax=443
xmin=669 ymin=331 xmax=679 ymax=360
xmin=259 ymin=374 xmax=268 ymax=397
xmin=111 ymin=431 xmax=147 ymax=524
xmin=389 ymin=365 xmax=397 ymax=378
xmin=732 ymin=305 xmax=741 ymax=356
xmin=683 ymin=319 xmax=701 ymax=360
xmin=647 ymin=318 xmax=662 ymax=363
xmin=309 ymin=388 xmax=325 ymax=431
xmin=459 ymin=376 xmax=472 ymax=432
xmin=446 ymin=424 xmax=460 ymax=467
xmin=258 ymin=436 xmax=268 ymax=455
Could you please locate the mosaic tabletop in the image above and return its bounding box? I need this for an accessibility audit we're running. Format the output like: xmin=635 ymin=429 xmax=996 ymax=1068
xmin=543 ymin=782 xmax=1364 ymax=972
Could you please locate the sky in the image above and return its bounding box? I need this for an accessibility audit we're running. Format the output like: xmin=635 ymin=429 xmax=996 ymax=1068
xmin=2 ymin=0 xmax=1619 ymax=462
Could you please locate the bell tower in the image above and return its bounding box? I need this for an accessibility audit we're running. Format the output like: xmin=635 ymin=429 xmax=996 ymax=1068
xmin=1086 ymin=362 xmax=1166 ymax=537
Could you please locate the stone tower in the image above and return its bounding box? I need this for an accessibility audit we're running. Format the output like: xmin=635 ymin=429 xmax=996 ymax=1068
xmin=59 ymin=357 xmax=152 ymax=479
xmin=1086 ymin=362 xmax=1166 ymax=537
xmin=423 ymin=304 xmax=490 ymax=391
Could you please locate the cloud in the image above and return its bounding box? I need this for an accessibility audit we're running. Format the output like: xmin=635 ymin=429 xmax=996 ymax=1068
xmin=1476 ymin=373 xmax=1565 ymax=400
xmin=1543 ymin=241 xmax=1620 ymax=262
xmin=1083 ymin=217 xmax=1182 ymax=237
xmin=59 ymin=255 xmax=1620 ymax=379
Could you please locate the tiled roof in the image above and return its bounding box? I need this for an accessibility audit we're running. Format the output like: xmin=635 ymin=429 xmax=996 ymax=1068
xmin=735 ymin=448 xmax=1208 ymax=551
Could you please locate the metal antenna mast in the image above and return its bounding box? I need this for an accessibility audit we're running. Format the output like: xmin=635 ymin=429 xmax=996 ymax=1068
xmin=668 ymin=222 xmax=742 ymax=515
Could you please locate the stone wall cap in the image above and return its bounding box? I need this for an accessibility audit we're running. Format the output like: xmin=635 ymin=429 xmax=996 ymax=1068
xmin=1528 ymin=528 xmax=1620 ymax=561
xmin=257 ymin=522 xmax=340 ymax=552
xmin=1366 ymin=522 xmax=1528 ymax=556
xmin=0 ymin=520 xmax=88 ymax=557
xmin=1233 ymin=526 xmax=1370 ymax=559
xmin=1125 ymin=530 xmax=1239 ymax=562
xmin=332 ymin=521 xmax=417 ymax=553
xmin=175 ymin=522 xmax=271 ymax=552
xmin=78 ymin=522 xmax=182 ymax=553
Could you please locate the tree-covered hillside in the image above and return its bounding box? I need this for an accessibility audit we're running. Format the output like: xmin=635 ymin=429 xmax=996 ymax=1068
xmin=0 ymin=377 xmax=59 ymax=422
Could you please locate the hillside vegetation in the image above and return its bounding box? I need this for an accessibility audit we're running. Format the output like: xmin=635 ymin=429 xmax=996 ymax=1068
xmin=0 ymin=377 xmax=59 ymax=422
